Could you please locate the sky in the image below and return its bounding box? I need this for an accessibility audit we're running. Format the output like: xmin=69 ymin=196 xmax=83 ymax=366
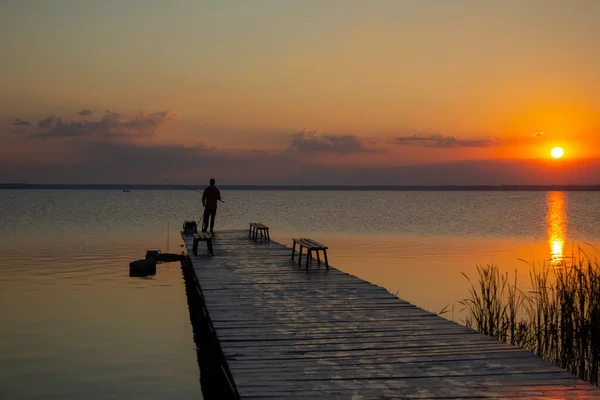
xmin=1 ymin=0 xmax=600 ymax=185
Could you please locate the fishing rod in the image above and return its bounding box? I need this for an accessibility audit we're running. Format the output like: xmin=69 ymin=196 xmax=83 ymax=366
xmin=165 ymin=179 xmax=202 ymax=194
xmin=167 ymin=178 xmax=225 ymax=234
xmin=165 ymin=179 xmax=225 ymax=202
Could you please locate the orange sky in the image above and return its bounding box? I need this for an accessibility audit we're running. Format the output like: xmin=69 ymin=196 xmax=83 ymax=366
xmin=1 ymin=1 xmax=599 ymax=184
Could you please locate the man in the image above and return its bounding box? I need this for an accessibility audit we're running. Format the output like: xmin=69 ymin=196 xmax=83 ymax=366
xmin=202 ymin=178 xmax=222 ymax=233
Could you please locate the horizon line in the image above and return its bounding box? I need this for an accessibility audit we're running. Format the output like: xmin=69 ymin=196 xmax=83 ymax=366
xmin=2 ymin=183 xmax=600 ymax=191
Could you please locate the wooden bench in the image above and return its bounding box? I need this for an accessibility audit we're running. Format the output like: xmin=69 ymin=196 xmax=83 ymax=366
xmin=291 ymin=237 xmax=329 ymax=270
xmin=249 ymin=222 xmax=270 ymax=241
xmin=193 ymin=232 xmax=214 ymax=256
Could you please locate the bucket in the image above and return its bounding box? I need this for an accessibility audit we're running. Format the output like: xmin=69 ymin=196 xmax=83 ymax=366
xmin=145 ymin=249 xmax=161 ymax=260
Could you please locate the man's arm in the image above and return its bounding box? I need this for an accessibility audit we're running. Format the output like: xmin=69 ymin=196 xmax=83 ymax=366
xmin=202 ymin=188 xmax=207 ymax=207
xmin=217 ymin=189 xmax=222 ymax=201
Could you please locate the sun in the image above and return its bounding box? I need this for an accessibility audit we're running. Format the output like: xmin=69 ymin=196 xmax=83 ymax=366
xmin=551 ymin=147 xmax=564 ymax=159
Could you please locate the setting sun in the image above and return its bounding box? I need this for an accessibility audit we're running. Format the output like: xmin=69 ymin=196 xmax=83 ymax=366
xmin=551 ymin=147 xmax=565 ymax=159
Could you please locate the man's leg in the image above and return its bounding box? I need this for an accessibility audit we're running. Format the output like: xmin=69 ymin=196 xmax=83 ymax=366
xmin=209 ymin=209 xmax=217 ymax=231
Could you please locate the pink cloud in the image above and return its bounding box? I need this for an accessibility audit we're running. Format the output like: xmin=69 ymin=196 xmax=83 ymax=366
xmin=29 ymin=110 xmax=177 ymax=139
xmin=287 ymin=128 xmax=379 ymax=154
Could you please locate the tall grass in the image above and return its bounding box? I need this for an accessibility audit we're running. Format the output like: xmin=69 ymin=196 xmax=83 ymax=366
xmin=460 ymin=252 xmax=600 ymax=386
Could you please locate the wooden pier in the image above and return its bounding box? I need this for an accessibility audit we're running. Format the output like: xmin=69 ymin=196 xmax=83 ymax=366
xmin=182 ymin=229 xmax=600 ymax=399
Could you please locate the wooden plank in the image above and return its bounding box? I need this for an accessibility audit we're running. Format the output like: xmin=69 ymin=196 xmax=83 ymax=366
xmin=295 ymin=237 xmax=326 ymax=249
xmin=301 ymin=237 xmax=328 ymax=249
xmin=182 ymin=230 xmax=600 ymax=399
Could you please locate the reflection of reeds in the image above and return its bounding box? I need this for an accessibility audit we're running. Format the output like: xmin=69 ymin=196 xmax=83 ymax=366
xmin=460 ymin=252 xmax=600 ymax=386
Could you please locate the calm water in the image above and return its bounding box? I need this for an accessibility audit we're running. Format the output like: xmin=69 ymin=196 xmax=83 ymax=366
xmin=1 ymin=189 xmax=600 ymax=398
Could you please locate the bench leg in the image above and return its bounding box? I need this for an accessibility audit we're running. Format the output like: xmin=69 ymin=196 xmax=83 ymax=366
xmin=324 ymin=250 xmax=329 ymax=269
xmin=298 ymin=245 xmax=303 ymax=266
xmin=305 ymin=249 xmax=311 ymax=270
xmin=316 ymin=250 xmax=321 ymax=266
xmin=266 ymin=229 xmax=270 ymax=241
xmin=249 ymin=226 xmax=252 ymax=238
xmin=207 ymin=240 xmax=214 ymax=256
xmin=193 ymin=237 xmax=198 ymax=256
xmin=291 ymin=242 xmax=296 ymax=260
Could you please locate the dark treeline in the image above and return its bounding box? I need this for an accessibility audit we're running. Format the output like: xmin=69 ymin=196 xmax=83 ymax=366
xmin=2 ymin=183 xmax=600 ymax=191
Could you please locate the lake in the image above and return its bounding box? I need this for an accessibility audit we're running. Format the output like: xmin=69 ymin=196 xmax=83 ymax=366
xmin=1 ymin=189 xmax=599 ymax=398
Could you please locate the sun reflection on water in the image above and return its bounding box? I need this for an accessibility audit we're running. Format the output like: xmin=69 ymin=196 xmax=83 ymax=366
xmin=546 ymin=191 xmax=567 ymax=264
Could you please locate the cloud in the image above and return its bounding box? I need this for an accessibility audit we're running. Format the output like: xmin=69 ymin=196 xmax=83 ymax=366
xmin=11 ymin=118 xmax=31 ymax=126
xmin=83 ymin=141 xmax=213 ymax=170
xmin=31 ymin=110 xmax=176 ymax=139
xmin=37 ymin=116 xmax=56 ymax=129
xmin=121 ymin=111 xmax=177 ymax=130
xmin=77 ymin=109 xmax=93 ymax=116
xmin=392 ymin=134 xmax=498 ymax=148
xmin=2 ymin=146 xmax=600 ymax=185
xmin=0 ymin=139 xmax=312 ymax=184
xmin=287 ymin=129 xmax=379 ymax=154
xmin=532 ymin=132 xmax=544 ymax=137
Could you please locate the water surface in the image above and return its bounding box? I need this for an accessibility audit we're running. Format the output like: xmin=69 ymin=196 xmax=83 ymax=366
xmin=1 ymin=189 xmax=600 ymax=398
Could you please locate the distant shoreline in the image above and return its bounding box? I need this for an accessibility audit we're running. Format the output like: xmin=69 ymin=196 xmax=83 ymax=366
xmin=2 ymin=183 xmax=600 ymax=191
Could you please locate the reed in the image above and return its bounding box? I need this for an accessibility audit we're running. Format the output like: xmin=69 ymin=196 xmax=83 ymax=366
xmin=460 ymin=252 xmax=600 ymax=386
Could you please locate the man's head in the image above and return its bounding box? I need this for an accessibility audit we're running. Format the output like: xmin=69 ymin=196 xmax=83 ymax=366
xmin=209 ymin=178 xmax=215 ymax=186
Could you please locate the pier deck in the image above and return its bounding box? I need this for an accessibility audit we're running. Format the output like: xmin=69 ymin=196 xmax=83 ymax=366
xmin=182 ymin=230 xmax=600 ymax=399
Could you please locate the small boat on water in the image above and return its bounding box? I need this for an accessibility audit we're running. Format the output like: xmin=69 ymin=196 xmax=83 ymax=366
xmin=129 ymin=258 xmax=156 ymax=277
xmin=122 ymin=189 xmax=131 ymax=192
xmin=129 ymin=250 xmax=184 ymax=277
xmin=145 ymin=249 xmax=185 ymax=262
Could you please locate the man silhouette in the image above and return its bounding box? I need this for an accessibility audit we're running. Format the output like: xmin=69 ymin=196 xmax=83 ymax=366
xmin=202 ymin=178 xmax=222 ymax=233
